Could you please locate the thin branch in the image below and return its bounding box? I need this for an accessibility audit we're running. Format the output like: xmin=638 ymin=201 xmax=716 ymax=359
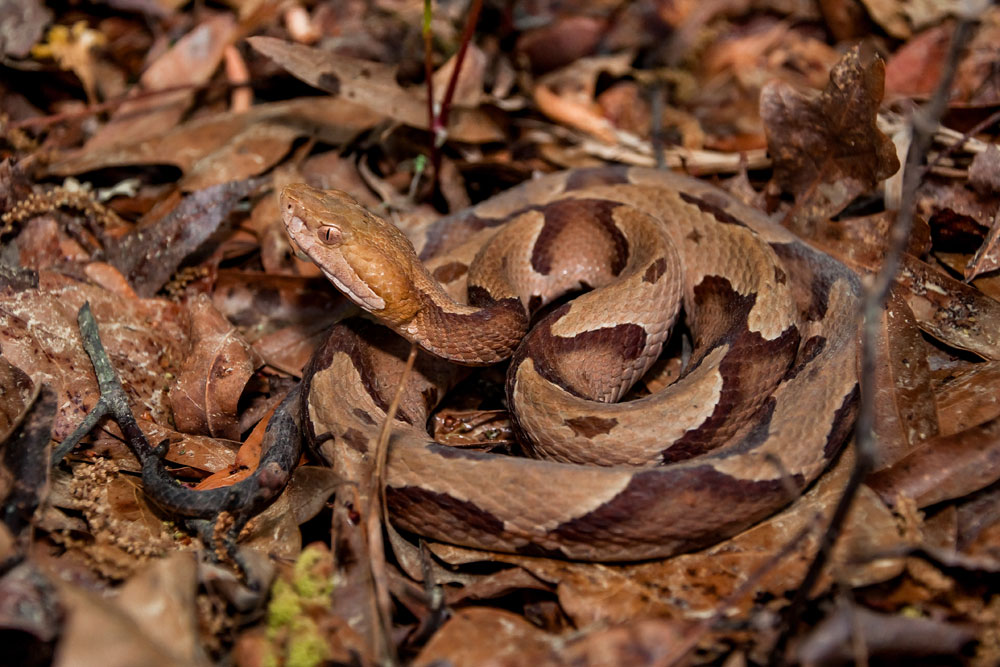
xmin=365 ymin=342 xmax=418 ymax=667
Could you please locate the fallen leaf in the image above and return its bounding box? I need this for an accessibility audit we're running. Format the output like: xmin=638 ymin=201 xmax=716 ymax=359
xmin=871 ymin=287 xmax=939 ymax=470
xmin=935 ymin=360 xmax=1000 ymax=436
xmin=761 ymin=43 xmax=900 ymax=231
xmin=867 ymin=415 xmax=1000 ymax=509
xmin=168 ymin=295 xmax=262 ymax=441
xmin=48 ymin=98 xmax=378 ymax=190
xmin=897 ymin=253 xmax=1000 ymax=360
xmin=82 ymin=14 xmax=236 ymax=152
xmin=0 ymin=271 xmax=189 ymax=440
xmin=248 ymin=36 xmax=504 ymax=144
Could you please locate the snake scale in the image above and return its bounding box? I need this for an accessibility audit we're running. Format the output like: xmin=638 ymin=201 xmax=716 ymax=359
xmin=282 ymin=166 xmax=861 ymax=561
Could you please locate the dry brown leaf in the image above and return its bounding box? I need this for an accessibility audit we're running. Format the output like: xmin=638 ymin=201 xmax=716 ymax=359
xmin=48 ymin=98 xmax=378 ymax=190
xmin=867 ymin=416 xmax=1000 ymax=509
xmin=515 ymin=15 xmax=606 ymax=74
xmin=533 ymin=52 xmax=635 ymax=144
xmin=168 ymin=295 xmax=262 ymax=441
xmin=897 ymin=253 xmax=1000 ymax=360
xmin=247 ymin=36 xmax=505 ymax=144
xmin=761 ymin=43 xmax=900 ymax=230
xmin=83 ymin=14 xmax=236 ymax=152
xmin=871 ymin=287 xmax=939 ymax=470
xmin=432 ymin=43 xmax=487 ymax=108
xmin=0 ymin=271 xmax=189 ymax=440
xmin=113 ymin=552 xmax=205 ymax=664
xmin=53 ymin=557 xmax=208 ymax=667
xmin=936 ymin=360 xmax=1000 ymax=437
xmin=412 ymin=607 xmax=557 ymax=667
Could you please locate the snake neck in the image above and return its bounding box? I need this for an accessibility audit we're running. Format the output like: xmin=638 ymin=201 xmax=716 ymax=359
xmin=399 ymin=277 xmax=529 ymax=366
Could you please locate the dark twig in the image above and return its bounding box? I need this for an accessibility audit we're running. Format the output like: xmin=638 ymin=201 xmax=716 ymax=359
xmin=56 ymin=302 xmax=302 ymax=580
xmin=772 ymin=11 xmax=980 ymax=662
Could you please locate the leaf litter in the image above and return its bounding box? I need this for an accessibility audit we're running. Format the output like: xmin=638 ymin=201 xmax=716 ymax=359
xmin=2 ymin=1 xmax=1000 ymax=665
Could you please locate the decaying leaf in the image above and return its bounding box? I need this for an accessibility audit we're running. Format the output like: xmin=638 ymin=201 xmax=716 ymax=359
xmin=0 ymin=271 xmax=189 ymax=440
xmin=105 ymin=178 xmax=262 ymax=297
xmin=761 ymin=43 xmax=900 ymax=230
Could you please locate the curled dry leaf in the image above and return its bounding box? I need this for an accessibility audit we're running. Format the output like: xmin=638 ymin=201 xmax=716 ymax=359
xmin=761 ymin=43 xmax=900 ymax=230
xmin=247 ymin=36 xmax=505 ymax=144
xmin=867 ymin=416 xmax=1000 ymax=509
xmin=871 ymin=287 xmax=939 ymax=470
xmin=168 ymin=295 xmax=262 ymax=441
xmin=0 ymin=271 xmax=189 ymax=440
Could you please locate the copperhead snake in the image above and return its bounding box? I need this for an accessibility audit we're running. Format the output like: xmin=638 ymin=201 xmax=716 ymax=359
xmin=282 ymin=166 xmax=861 ymax=561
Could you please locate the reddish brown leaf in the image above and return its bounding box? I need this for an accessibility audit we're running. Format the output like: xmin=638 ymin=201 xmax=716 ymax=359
xmin=936 ymin=360 xmax=1000 ymax=437
xmin=0 ymin=272 xmax=189 ymax=440
xmin=168 ymin=295 xmax=261 ymax=441
xmin=761 ymin=43 xmax=900 ymax=229
xmin=867 ymin=417 xmax=1000 ymax=508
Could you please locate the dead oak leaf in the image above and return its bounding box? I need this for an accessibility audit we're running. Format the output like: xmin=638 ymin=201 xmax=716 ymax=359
xmin=761 ymin=43 xmax=900 ymax=231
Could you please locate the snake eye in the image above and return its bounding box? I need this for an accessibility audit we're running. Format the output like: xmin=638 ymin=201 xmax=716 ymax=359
xmin=319 ymin=225 xmax=342 ymax=245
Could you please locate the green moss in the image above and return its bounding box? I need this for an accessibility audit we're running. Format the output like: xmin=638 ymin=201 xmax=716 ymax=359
xmin=267 ymin=579 xmax=301 ymax=631
xmin=291 ymin=544 xmax=333 ymax=600
xmin=286 ymin=617 xmax=328 ymax=667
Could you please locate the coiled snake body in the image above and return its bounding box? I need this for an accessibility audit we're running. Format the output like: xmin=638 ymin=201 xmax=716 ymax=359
xmin=283 ymin=166 xmax=860 ymax=561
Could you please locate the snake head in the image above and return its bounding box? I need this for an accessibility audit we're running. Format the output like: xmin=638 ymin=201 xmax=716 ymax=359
xmin=280 ymin=183 xmax=422 ymax=325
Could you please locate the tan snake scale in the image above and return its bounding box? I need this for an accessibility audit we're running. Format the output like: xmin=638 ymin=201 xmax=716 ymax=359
xmin=282 ymin=166 xmax=861 ymax=561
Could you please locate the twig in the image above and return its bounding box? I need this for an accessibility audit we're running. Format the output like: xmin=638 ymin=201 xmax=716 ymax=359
xmin=771 ymin=9 xmax=980 ymax=663
xmin=365 ymin=342 xmax=418 ymax=666
xmin=422 ymin=0 xmax=484 ymax=192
